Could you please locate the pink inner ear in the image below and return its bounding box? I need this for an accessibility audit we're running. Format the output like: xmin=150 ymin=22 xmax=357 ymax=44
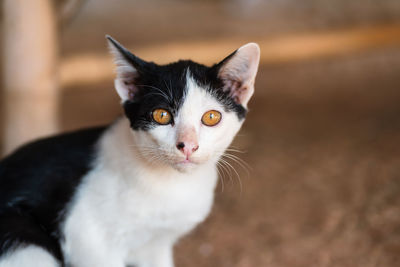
xmin=123 ymin=78 xmax=139 ymax=100
xmin=222 ymin=78 xmax=247 ymax=104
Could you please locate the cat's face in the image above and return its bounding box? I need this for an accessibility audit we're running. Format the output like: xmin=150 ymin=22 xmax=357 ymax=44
xmin=107 ymin=36 xmax=260 ymax=172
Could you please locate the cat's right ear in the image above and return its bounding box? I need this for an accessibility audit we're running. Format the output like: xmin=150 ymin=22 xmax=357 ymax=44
xmin=106 ymin=35 xmax=149 ymax=102
xmin=215 ymin=43 xmax=260 ymax=108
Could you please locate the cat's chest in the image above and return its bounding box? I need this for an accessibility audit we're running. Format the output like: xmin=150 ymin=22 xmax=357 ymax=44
xmin=119 ymin=178 xmax=215 ymax=229
xmin=123 ymin=178 xmax=213 ymax=222
xmin=62 ymin=167 xmax=217 ymax=249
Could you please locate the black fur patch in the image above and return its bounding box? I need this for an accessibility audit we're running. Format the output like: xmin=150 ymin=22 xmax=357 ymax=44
xmin=191 ymin=55 xmax=248 ymax=120
xmin=123 ymin=60 xmax=188 ymax=130
xmin=122 ymin=59 xmax=247 ymax=131
xmin=0 ymin=126 xmax=106 ymax=261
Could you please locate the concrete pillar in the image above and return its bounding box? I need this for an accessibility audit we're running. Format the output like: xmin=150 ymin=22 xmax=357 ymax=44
xmin=2 ymin=0 xmax=59 ymax=156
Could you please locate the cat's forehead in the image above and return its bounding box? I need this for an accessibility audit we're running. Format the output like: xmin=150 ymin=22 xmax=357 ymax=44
xmin=138 ymin=61 xmax=213 ymax=108
xmin=156 ymin=60 xmax=211 ymax=87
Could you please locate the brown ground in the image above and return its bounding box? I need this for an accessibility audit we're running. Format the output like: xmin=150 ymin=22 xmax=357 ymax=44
xmin=3 ymin=0 xmax=400 ymax=266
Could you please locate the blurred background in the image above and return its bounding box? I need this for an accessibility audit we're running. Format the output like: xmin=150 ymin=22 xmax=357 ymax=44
xmin=1 ymin=0 xmax=400 ymax=266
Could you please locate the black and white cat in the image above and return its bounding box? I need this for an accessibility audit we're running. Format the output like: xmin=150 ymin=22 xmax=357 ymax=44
xmin=0 ymin=36 xmax=260 ymax=267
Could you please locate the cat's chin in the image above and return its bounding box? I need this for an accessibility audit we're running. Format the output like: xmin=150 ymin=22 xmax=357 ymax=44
xmin=173 ymin=160 xmax=199 ymax=172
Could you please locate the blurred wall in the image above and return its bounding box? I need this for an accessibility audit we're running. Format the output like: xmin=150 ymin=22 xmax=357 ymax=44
xmin=2 ymin=0 xmax=59 ymax=155
xmin=1 ymin=0 xmax=400 ymax=154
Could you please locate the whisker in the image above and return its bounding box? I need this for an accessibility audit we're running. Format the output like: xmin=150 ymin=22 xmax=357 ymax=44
xmin=224 ymin=148 xmax=247 ymax=154
xmin=222 ymin=153 xmax=252 ymax=176
xmin=218 ymin=159 xmax=233 ymax=186
xmin=163 ymin=79 xmax=174 ymax=102
xmin=215 ymin=162 xmax=225 ymax=193
xmin=137 ymin=84 xmax=172 ymax=103
xmin=219 ymin=158 xmax=243 ymax=195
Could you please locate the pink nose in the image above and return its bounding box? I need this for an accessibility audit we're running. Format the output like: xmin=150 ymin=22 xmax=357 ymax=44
xmin=176 ymin=141 xmax=199 ymax=157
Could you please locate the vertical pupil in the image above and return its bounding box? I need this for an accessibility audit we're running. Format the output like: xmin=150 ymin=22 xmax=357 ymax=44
xmin=209 ymin=113 xmax=214 ymax=119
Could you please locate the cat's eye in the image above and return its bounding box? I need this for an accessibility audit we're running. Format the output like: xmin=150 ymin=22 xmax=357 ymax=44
xmin=152 ymin=109 xmax=172 ymax=125
xmin=202 ymin=110 xmax=222 ymax=126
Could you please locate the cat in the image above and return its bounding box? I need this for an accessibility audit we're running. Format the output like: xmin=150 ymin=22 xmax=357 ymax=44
xmin=0 ymin=36 xmax=260 ymax=267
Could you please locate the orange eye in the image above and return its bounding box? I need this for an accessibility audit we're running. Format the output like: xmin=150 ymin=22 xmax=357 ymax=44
xmin=152 ymin=109 xmax=172 ymax=125
xmin=202 ymin=110 xmax=222 ymax=126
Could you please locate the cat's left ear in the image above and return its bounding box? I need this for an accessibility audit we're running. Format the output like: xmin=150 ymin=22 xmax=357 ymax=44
xmin=106 ymin=35 xmax=151 ymax=102
xmin=216 ymin=43 xmax=260 ymax=108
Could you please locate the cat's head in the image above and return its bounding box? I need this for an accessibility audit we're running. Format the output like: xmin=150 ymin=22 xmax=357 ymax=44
xmin=107 ymin=36 xmax=260 ymax=172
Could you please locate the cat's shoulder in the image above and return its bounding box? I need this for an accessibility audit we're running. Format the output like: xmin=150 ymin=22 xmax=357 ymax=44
xmin=0 ymin=126 xmax=108 ymax=201
xmin=1 ymin=126 xmax=107 ymax=165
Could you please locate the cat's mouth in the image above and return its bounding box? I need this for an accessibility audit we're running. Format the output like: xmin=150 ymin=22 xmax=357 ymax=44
xmin=173 ymin=153 xmax=212 ymax=168
xmin=177 ymin=158 xmax=195 ymax=165
xmin=173 ymin=156 xmax=201 ymax=171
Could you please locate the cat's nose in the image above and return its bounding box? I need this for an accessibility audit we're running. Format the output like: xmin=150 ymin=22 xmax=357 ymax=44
xmin=176 ymin=141 xmax=199 ymax=157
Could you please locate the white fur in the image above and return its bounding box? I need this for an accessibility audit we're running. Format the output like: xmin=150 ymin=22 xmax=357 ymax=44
xmin=60 ymin=74 xmax=246 ymax=267
xmin=0 ymin=246 xmax=59 ymax=267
